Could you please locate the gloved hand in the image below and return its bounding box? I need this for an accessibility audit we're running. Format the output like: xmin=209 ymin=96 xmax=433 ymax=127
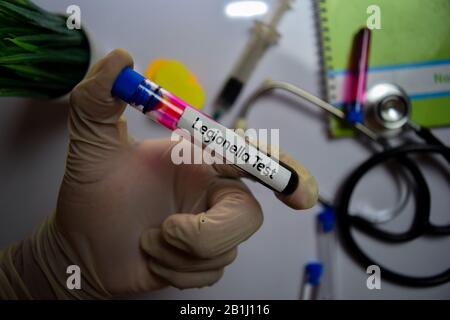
xmin=0 ymin=49 xmax=318 ymax=299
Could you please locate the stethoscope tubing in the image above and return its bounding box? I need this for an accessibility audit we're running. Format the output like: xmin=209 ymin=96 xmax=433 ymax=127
xmin=234 ymin=80 xmax=450 ymax=286
xmin=338 ymin=144 xmax=450 ymax=287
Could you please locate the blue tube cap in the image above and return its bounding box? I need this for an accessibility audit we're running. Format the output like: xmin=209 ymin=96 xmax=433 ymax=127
xmin=111 ymin=67 xmax=145 ymax=104
xmin=318 ymin=206 xmax=336 ymax=233
xmin=305 ymin=262 xmax=323 ymax=286
xmin=346 ymin=108 xmax=364 ymax=124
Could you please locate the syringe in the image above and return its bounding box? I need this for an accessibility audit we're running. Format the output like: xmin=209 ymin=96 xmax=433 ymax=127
xmin=112 ymin=67 xmax=299 ymax=195
xmin=212 ymin=0 xmax=295 ymax=119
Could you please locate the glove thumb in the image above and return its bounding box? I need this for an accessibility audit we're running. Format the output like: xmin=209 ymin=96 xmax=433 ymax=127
xmin=65 ymin=49 xmax=134 ymax=184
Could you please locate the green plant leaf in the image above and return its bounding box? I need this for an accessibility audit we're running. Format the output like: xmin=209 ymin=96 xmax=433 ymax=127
xmin=0 ymin=1 xmax=69 ymax=34
xmin=0 ymin=76 xmax=70 ymax=89
xmin=0 ymin=0 xmax=90 ymax=98
xmin=6 ymin=33 xmax=85 ymax=48
xmin=0 ymin=27 xmax=37 ymax=36
xmin=2 ymin=64 xmax=71 ymax=82
xmin=0 ymin=10 xmax=22 ymax=25
xmin=4 ymin=37 xmax=39 ymax=51
xmin=0 ymin=41 xmax=25 ymax=56
xmin=0 ymin=87 xmax=49 ymax=98
xmin=2 ymin=0 xmax=63 ymax=23
xmin=0 ymin=49 xmax=89 ymax=64
xmin=2 ymin=0 xmax=39 ymax=11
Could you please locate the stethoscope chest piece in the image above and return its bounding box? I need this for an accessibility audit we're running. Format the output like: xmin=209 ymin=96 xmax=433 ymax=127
xmin=364 ymin=83 xmax=412 ymax=135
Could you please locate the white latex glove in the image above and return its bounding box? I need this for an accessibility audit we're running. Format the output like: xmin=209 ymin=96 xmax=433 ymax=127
xmin=0 ymin=49 xmax=318 ymax=299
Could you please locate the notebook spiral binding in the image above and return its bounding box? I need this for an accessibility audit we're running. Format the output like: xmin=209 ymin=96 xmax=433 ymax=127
xmin=314 ymin=0 xmax=337 ymax=104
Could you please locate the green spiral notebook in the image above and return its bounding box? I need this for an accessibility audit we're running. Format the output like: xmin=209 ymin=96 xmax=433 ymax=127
xmin=316 ymin=0 xmax=450 ymax=137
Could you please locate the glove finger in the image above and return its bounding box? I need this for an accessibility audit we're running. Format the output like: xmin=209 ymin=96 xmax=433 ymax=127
xmin=148 ymin=260 xmax=224 ymax=289
xmin=275 ymin=150 xmax=318 ymax=210
xmin=70 ymin=48 xmax=133 ymax=121
xmin=161 ymin=178 xmax=263 ymax=259
xmin=141 ymin=228 xmax=237 ymax=272
xmin=213 ymin=140 xmax=318 ymax=210
xmin=66 ymin=49 xmax=134 ymax=183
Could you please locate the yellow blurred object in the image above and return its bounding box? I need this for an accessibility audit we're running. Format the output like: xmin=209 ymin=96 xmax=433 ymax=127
xmin=144 ymin=59 xmax=205 ymax=110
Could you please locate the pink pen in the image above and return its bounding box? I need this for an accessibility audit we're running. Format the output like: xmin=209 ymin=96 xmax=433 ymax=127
xmin=345 ymin=27 xmax=371 ymax=124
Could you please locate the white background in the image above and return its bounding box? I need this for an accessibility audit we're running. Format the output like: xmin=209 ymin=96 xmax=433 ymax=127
xmin=0 ymin=0 xmax=449 ymax=299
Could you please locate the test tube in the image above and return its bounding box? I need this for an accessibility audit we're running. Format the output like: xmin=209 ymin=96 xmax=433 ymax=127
xmin=317 ymin=206 xmax=336 ymax=300
xmin=112 ymin=67 xmax=299 ymax=195
xmin=300 ymin=262 xmax=323 ymax=300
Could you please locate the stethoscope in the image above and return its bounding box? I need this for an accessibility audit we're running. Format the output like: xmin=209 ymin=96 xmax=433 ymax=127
xmin=234 ymin=80 xmax=450 ymax=287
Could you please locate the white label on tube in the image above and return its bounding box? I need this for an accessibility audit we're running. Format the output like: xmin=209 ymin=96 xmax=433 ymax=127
xmin=177 ymin=107 xmax=292 ymax=193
